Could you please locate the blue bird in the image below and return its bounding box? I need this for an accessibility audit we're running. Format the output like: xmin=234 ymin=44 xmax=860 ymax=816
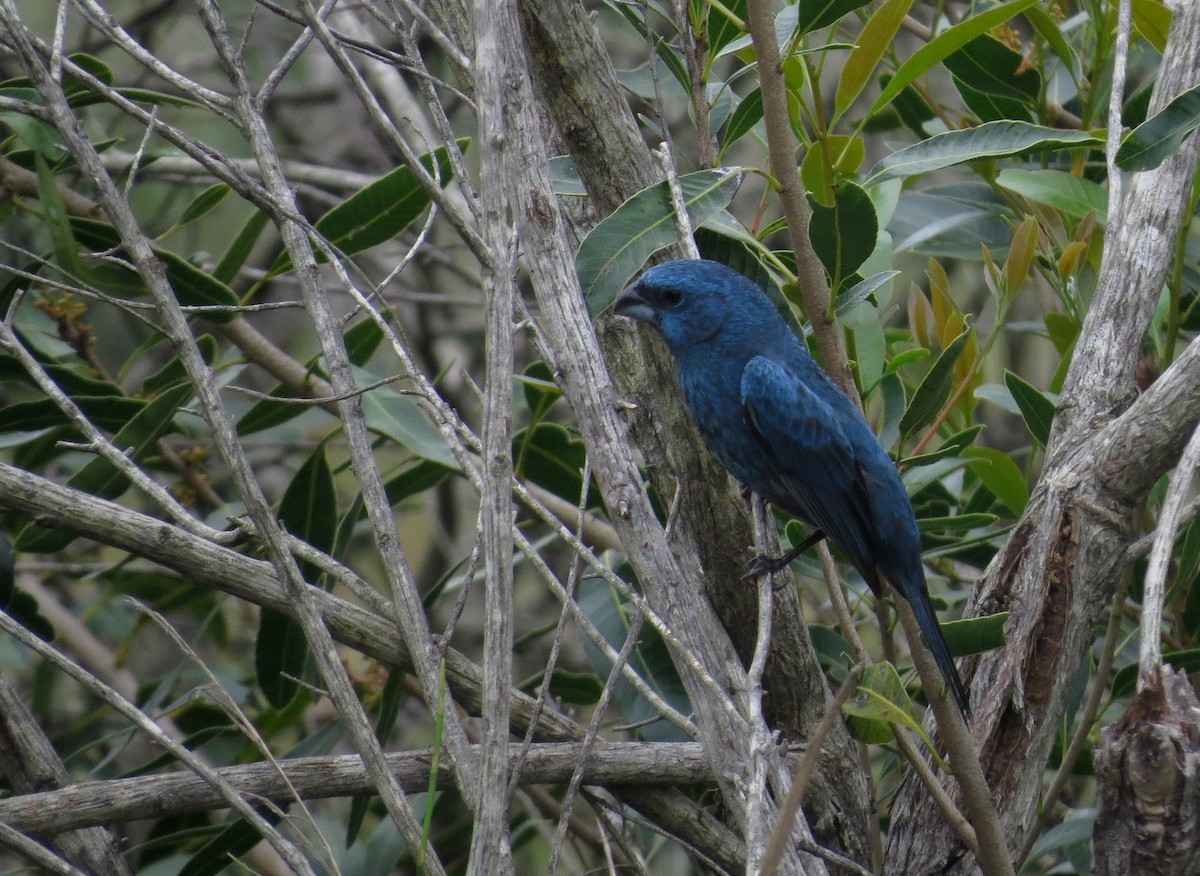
xmin=614 ymin=258 xmax=970 ymax=718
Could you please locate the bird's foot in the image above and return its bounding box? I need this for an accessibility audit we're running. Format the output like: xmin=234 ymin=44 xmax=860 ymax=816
xmin=742 ymin=553 xmax=792 ymax=583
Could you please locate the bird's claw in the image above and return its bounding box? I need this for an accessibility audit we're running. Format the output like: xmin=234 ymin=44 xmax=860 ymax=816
xmin=742 ymin=553 xmax=788 ymax=582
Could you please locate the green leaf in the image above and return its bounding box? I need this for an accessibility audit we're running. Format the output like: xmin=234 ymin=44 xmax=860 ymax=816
xmin=268 ymin=143 xmax=461 ymax=276
xmin=807 ymin=182 xmax=878 ymax=290
xmin=719 ymin=88 xmax=763 ymax=158
xmin=1131 ymin=0 xmax=1172 ymax=53
xmin=867 ymin=0 xmax=1041 ymax=118
xmin=259 ymin=444 xmax=337 ymax=707
xmin=344 ymin=318 xmax=385 ymax=367
xmin=898 ymin=328 xmax=972 ymax=440
xmin=544 ymin=668 xmax=605 ymax=705
xmin=0 ymin=395 xmax=144 ymax=434
xmin=176 ymin=184 xmax=231 ymax=227
xmin=836 ymin=270 xmax=898 ymax=319
xmin=214 ymin=209 xmax=270 ymax=285
xmin=1117 ymin=83 xmax=1200 ymax=173
xmin=142 ymin=334 xmax=218 ymax=396
xmin=579 ymin=169 xmax=743 ymax=315
xmin=995 ymin=168 xmax=1108 ymax=223
xmin=333 ymin=461 xmax=451 ymax=563
xmin=917 ymin=512 xmax=998 ymax=532
xmin=69 ymin=218 xmax=241 ymax=322
xmin=513 ymin=423 xmax=590 ymax=507
xmin=866 ymin=122 xmax=1102 ymax=185
xmin=0 ymin=354 xmax=124 ymax=399
xmin=944 ymin=35 xmax=1040 ymax=101
xmin=360 ymin=372 xmax=458 ymax=469
xmin=965 ymin=446 xmax=1029 ymax=514
xmin=549 ymin=156 xmax=587 ymax=196
xmin=1112 ymin=649 xmax=1200 ymax=698
xmin=1004 ymin=370 xmax=1056 ymax=446
xmin=34 ymin=155 xmax=86 ymax=277
xmin=940 ymin=611 xmax=1007 ymax=657
xmin=834 ymin=0 xmax=917 ymax=118
xmin=843 ymin=663 xmax=943 ymax=762
xmin=235 ymin=382 xmax=308 ymax=436
xmin=578 ymin=576 xmax=691 ymax=742
xmin=519 ymin=361 xmax=561 ymax=425
xmin=1025 ymin=5 xmax=1079 ymax=82
xmin=797 ymin=0 xmax=872 ymax=36
xmin=954 ymin=76 xmax=1032 ymax=124
xmin=16 ymin=383 xmax=192 ymax=552
xmin=1044 ymin=312 xmax=1081 ymax=355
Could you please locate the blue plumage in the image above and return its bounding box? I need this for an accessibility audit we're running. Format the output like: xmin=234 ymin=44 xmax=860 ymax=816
xmin=615 ymin=258 xmax=969 ymax=717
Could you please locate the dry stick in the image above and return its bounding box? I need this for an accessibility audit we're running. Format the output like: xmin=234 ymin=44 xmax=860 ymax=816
xmin=472 ymin=0 xmax=519 ymax=867
xmin=547 ymin=612 xmax=646 ymax=875
xmin=0 ymin=742 xmax=716 ymax=835
xmin=760 ymin=665 xmax=865 ymax=876
xmin=746 ymin=495 xmax=778 ymax=870
xmin=0 ymin=608 xmax=316 ymax=875
xmin=1138 ymin=416 xmax=1200 ymax=688
xmin=743 ymin=0 xmax=854 ymax=402
xmin=896 ymin=601 xmax=1015 ymax=876
xmin=0 ymin=819 xmax=86 ymax=876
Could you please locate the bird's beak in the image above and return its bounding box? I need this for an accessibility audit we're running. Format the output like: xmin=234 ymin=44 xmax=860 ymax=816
xmin=613 ymin=284 xmax=657 ymax=323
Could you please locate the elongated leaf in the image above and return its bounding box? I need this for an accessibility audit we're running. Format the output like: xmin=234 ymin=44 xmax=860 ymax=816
xmin=899 ymin=328 xmax=972 ymax=439
xmin=177 ymin=184 xmax=231 ymax=227
xmin=580 ymin=169 xmax=742 ymax=314
xmin=941 ymin=611 xmax=1007 ymax=656
xmin=70 ymin=217 xmax=240 ymax=321
xmin=1025 ymin=5 xmax=1079 ymax=81
xmin=868 ymin=0 xmax=1041 ymax=118
xmin=1117 ymin=83 xmax=1200 ymax=172
xmin=995 ymin=168 xmax=1107 ymax=223
xmin=719 ymin=88 xmax=763 ymax=158
xmin=917 ymin=512 xmax=998 ymax=532
xmin=214 ymin=209 xmax=269 ymax=284
xmin=965 ymin=446 xmax=1029 ymax=514
xmin=1004 ymin=370 xmax=1056 ymax=446
xmin=0 ymin=396 xmax=145 ymax=433
xmin=867 ymin=122 xmax=1101 ymax=185
xmin=258 ymin=444 xmax=337 ymax=708
xmin=1131 ymin=0 xmax=1172 ymax=53
xmin=269 ymin=142 xmax=462 ymax=276
xmin=797 ymin=0 xmax=872 ymax=36
xmin=944 ymin=35 xmax=1040 ymax=101
xmin=835 ymin=0 xmax=917 ymax=118
xmin=16 ymin=383 xmax=192 ymax=552
xmin=360 ymin=371 xmax=458 ymax=469
xmin=844 ymin=662 xmax=942 ymax=759
xmin=0 ymin=355 xmax=123 ymax=398
xmin=142 ymin=334 xmax=218 ymax=396
xmin=836 ymin=270 xmax=899 ymax=318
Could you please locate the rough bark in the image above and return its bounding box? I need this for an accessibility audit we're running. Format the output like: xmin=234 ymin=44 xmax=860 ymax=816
xmin=1093 ymin=670 xmax=1200 ymax=876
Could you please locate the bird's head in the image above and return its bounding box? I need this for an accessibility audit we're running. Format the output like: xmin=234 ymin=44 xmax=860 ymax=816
xmin=614 ymin=259 xmax=775 ymax=351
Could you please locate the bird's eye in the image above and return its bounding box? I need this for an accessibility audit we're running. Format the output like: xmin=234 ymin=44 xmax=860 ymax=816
xmin=661 ymin=288 xmax=684 ymax=307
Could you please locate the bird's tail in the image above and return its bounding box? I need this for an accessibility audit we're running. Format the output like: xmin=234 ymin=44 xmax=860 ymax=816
xmin=903 ymin=577 xmax=970 ymax=719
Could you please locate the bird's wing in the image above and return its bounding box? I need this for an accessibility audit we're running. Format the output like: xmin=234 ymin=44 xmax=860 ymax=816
xmin=740 ymin=356 xmax=874 ymax=572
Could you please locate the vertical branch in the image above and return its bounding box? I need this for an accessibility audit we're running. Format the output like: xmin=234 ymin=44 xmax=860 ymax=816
xmin=470 ymin=0 xmax=517 ymax=871
xmin=1139 ymin=416 xmax=1200 ymax=688
xmin=743 ymin=0 xmax=854 ymax=402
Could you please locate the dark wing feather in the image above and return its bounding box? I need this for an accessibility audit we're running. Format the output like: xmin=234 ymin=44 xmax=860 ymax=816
xmin=740 ymin=356 xmax=876 ymax=577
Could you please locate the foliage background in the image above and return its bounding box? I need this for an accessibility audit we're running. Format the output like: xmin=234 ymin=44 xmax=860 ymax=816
xmin=0 ymin=0 xmax=1198 ymax=874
